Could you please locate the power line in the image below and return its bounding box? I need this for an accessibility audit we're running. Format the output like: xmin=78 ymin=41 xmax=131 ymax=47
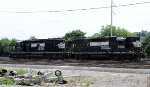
xmin=113 ymin=1 xmax=150 ymax=7
xmin=0 ymin=1 xmax=150 ymax=13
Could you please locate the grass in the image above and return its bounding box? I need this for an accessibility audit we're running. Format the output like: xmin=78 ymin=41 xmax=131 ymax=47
xmin=0 ymin=68 xmax=36 ymax=85
xmin=6 ymin=69 xmax=27 ymax=76
xmin=8 ymin=68 xmax=37 ymax=75
xmin=0 ymin=68 xmax=96 ymax=87
xmin=0 ymin=76 xmax=95 ymax=86
xmin=0 ymin=67 xmax=3 ymax=71
xmin=45 ymin=76 xmax=96 ymax=87
xmin=16 ymin=69 xmax=27 ymax=75
xmin=0 ymin=78 xmax=14 ymax=85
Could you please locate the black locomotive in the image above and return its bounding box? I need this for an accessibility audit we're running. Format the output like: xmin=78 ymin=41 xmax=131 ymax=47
xmin=72 ymin=37 xmax=144 ymax=61
xmin=9 ymin=37 xmax=144 ymax=61
xmin=9 ymin=38 xmax=69 ymax=60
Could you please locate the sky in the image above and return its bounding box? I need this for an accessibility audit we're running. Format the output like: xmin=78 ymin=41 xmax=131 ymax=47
xmin=0 ymin=0 xmax=150 ymax=40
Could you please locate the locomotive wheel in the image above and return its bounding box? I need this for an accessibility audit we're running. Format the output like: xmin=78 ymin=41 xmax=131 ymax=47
xmin=79 ymin=54 xmax=83 ymax=60
xmin=49 ymin=56 xmax=52 ymax=60
xmin=112 ymin=55 xmax=117 ymax=61
xmin=114 ymin=55 xmax=120 ymax=61
xmin=52 ymin=55 xmax=58 ymax=60
xmin=57 ymin=55 xmax=62 ymax=60
xmin=120 ymin=55 xmax=125 ymax=62
xmin=135 ymin=57 xmax=142 ymax=62
xmin=25 ymin=55 xmax=29 ymax=59
xmin=23 ymin=57 xmax=26 ymax=60
xmin=120 ymin=57 xmax=125 ymax=62
xmin=75 ymin=55 xmax=79 ymax=60
xmin=48 ymin=55 xmax=52 ymax=60
xmin=85 ymin=55 xmax=88 ymax=60
xmin=76 ymin=57 xmax=79 ymax=60
xmin=129 ymin=57 xmax=133 ymax=61
xmin=28 ymin=57 xmax=31 ymax=60
xmin=60 ymin=55 xmax=63 ymax=60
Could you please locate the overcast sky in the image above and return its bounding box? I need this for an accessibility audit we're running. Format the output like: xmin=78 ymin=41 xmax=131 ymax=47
xmin=0 ymin=0 xmax=150 ymax=40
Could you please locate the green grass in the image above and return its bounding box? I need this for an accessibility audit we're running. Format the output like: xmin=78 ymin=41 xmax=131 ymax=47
xmin=8 ymin=69 xmax=37 ymax=75
xmin=67 ymin=76 xmax=96 ymax=87
xmin=0 ymin=67 xmax=3 ymax=71
xmin=0 ymin=68 xmax=35 ymax=85
xmin=0 ymin=78 xmax=14 ymax=85
xmin=16 ymin=69 xmax=28 ymax=75
xmin=46 ymin=76 xmax=96 ymax=87
xmin=7 ymin=69 xmax=28 ymax=75
xmin=0 ymin=68 xmax=96 ymax=87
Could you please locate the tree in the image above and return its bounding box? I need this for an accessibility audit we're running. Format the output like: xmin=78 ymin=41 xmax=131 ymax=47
xmin=10 ymin=38 xmax=17 ymax=46
xmin=135 ymin=30 xmax=150 ymax=42
xmin=29 ymin=36 xmax=37 ymax=40
xmin=142 ymin=36 xmax=150 ymax=57
xmin=0 ymin=38 xmax=11 ymax=55
xmin=92 ymin=25 xmax=136 ymax=38
xmin=0 ymin=38 xmax=17 ymax=56
xmin=136 ymin=30 xmax=149 ymax=37
xmin=63 ymin=30 xmax=86 ymax=47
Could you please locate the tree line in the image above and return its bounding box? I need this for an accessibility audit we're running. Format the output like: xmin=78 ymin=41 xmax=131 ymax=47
xmin=0 ymin=38 xmax=17 ymax=56
xmin=0 ymin=25 xmax=150 ymax=57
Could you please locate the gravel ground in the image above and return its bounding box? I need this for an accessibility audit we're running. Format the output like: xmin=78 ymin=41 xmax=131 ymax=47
xmin=90 ymin=73 xmax=148 ymax=87
xmin=1 ymin=64 xmax=150 ymax=74
xmin=0 ymin=64 xmax=150 ymax=87
xmin=2 ymin=57 xmax=150 ymax=69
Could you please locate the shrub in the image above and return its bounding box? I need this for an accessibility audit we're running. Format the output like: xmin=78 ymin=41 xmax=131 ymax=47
xmin=16 ymin=69 xmax=27 ymax=75
xmin=0 ymin=78 xmax=14 ymax=85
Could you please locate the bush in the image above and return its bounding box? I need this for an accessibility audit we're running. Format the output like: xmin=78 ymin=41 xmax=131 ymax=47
xmin=0 ymin=67 xmax=3 ymax=71
xmin=16 ymin=69 xmax=27 ymax=75
xmin=0 ymin=78 xmax=14 ymax=85
xmin=7 ymin=69 xmax=27 ymax=75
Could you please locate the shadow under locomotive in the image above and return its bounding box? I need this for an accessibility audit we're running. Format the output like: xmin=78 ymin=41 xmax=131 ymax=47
xmin=9 ymin=37 xmax=144 ymax=61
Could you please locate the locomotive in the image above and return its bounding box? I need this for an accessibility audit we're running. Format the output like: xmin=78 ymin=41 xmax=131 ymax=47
xmin=9 ymin=36 xmax=144 ymax=61
xmin=72 ymin=36 xmax=144 ymax=61
xmin=9 ymin=38 xmax=69 ymax=60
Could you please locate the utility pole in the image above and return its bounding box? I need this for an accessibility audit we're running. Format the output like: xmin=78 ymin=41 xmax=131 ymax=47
xmin=110 ymin=0 xmax=113 ymax=37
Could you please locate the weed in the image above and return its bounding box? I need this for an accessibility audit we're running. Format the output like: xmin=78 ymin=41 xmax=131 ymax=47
xmin=0 ymin=78 xmax=14 ymax=85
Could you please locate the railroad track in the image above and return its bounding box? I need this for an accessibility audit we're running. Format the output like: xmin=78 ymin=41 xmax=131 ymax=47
xmin=0 ymin=57 xmax=150 ymax=69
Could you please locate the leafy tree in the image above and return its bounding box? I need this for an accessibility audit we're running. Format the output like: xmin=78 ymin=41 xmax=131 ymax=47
xmin=136 ymin=30 xmax=149 ymax=37
xmin=0 ymin=38 xmax=11 ymax=55
xmin=29 ymin=36 xmax=37 ymax=40
xmin=142 ymin=36 xmax=150 ymax=57
xmin=0 ymin=38 xmax=17 ymax=56
xmin=135 ymin=30 xmax=150 ymax=42
xmin=63 ymin=30 xmax=86 ymax=47
xmin=0 ymin=42 xmax=3 ymax=56
xmin=92 ymin=25 xmax=136 ymax=38
xmin=91 ymin=33 xmax=101 ymax=38
xmin=10 ymin=38 xmax=17 ymax=46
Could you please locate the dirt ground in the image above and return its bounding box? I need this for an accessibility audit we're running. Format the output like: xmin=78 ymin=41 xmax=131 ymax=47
xmin=90 ymin=73 xmax=148 ymax=87
xmin=0 ymin=64 xmax=150 ymax=87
